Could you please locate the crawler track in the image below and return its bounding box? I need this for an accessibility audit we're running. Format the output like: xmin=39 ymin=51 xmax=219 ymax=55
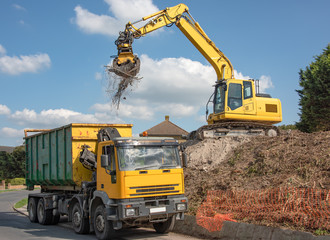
xmin=189 ymin=122 xmax=279 ymax=140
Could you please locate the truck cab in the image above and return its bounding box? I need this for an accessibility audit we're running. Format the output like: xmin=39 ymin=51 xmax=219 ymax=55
xmin=92 ymin=137 xmax=187 ymax=233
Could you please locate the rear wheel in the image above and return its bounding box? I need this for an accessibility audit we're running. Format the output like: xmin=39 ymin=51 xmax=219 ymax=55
xmin=72 ymin=202 xmax=89 ymax=234
xmin=52 ymin=213 xmax=60 ymax=225
xmin=37 ymin=198 xmax=52 ymax=225
xmin=28 ymin=197 xmax=38 ymax=223
xmin=153 ymin=215 xmax=175 ymax=234
xmin=94 ymin=205 xmax=116 ymax=240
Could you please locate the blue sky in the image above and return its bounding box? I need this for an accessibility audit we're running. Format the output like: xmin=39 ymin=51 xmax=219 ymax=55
xmin=0 ymin=0 xmax=329 ymax=146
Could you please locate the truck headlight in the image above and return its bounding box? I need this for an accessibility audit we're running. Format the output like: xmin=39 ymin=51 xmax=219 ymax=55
xmin=176 ymin=203 xmax=186 ymax=211
xmin=125 ymin=208 xmax=137 ymax=217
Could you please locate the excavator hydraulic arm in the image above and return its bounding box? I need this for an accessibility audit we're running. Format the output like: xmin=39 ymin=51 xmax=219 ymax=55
xmin=112 ymin=3 xmax=234 ymax=80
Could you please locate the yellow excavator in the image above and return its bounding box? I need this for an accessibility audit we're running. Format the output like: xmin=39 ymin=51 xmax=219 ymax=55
xmin=110 ymin=3 xmax=282 ymax=139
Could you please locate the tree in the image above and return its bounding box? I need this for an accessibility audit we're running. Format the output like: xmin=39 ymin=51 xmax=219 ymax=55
xmin=0 ymin=146 xmax=25 ymax=180
xmin=296 ymin=44 xmax=330 ymax=132
xmin=9 ymin=146 xmax=26 ymax=178
xmin=0 ymin=151 xmax=11 ymax=179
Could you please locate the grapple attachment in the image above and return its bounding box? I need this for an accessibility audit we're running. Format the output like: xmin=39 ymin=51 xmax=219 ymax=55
xmin=109 ymin=30 xmax=140 ymax=78
xmin=106 ymin=29 xmax=142 ymax=109
xmin=110 ymin=52 xmax=140 ymax=78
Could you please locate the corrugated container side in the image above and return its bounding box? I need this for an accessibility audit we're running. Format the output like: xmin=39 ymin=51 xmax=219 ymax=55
xmin=25 ymin=125 xmax=74 ymax=188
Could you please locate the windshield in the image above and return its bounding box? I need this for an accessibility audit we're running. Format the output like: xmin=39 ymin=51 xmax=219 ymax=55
xmin=214 ymin=84 xmax=225 ymax=113
xmin=117 ymin=146 xmax=181 ymax=171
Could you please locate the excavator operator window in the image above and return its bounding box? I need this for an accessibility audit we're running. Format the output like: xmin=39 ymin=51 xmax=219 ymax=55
xmin=243 ymin=81 xmax=252 ymax=99
xmin=214 ymin=84 xmax=225 ymax=113
xmin=228 ymin=83 xmax=242 ymax=110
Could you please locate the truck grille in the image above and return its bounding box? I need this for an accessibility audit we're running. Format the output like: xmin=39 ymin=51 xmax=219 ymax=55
xmin=130 ymin=184 xmax=179 ymax=196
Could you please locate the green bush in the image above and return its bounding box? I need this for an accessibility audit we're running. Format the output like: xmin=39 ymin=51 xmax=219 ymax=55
xmin=278 ymin=124 xmax=297 ymax=130
xmin=7 ymin=178 xmax=25 ymax=185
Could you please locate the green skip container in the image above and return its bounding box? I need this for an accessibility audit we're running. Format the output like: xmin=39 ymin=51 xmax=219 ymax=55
xmin=25 ymin=123 xmax=132 ymax=191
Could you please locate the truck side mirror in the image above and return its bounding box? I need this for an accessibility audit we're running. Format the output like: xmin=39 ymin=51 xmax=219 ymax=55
xmin=182 ymin=152 xmax=188 ymax=168
xmin=101 ymin=155 xmax=109 ymax=168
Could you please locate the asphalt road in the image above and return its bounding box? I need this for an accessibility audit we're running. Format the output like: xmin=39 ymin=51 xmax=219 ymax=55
xmin=0 ymin=190 xmax=200 ymax=240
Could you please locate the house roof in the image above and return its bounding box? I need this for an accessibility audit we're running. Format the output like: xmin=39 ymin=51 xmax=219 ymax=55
xmin=140 ymin=116 xmax=189 ymax=137
xmin=0 ymin=146 xmax=15 ymax=153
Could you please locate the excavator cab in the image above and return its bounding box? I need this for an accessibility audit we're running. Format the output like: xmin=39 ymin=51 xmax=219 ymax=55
xmin=206 ymin=78 xmax=282 ymax=136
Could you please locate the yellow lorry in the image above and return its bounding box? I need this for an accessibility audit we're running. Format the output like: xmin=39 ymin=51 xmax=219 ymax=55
xmin=25 ymin=123 xmax=187 ymax=240
xmin=110 ymin=3 xmax=282 ymax=139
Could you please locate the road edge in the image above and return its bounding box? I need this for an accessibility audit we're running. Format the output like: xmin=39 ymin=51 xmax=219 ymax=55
xmin=13 ymin=203 xmax=329 ymax=240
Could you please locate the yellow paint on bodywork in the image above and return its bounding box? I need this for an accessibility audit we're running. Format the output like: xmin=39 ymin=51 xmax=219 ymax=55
xmin=96 ymin=141 xmax=185 ymax=200
xmin=71 ymin=124 xmax=132 ymax=187
xmin=207 ymin=79 xmax=282 ymax=125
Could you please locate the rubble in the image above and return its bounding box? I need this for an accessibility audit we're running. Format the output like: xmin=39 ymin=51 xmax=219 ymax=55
xmin=183 ymin=130 xmax=330 ymax=216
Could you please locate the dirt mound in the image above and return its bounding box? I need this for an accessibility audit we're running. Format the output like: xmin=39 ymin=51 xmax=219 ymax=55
xmin=184 ymin=136 xmax=250 ymax=172
xmin=184 ymin=130 xmax=330 ymax=215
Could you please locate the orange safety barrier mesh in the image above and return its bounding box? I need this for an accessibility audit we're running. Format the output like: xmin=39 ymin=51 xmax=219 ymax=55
xmin=196 ymin=188 xmax=330 ymax=232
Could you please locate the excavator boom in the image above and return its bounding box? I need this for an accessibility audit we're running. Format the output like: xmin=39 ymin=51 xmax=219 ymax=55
xmin=112 ymin=3 xmax=233 ymax=80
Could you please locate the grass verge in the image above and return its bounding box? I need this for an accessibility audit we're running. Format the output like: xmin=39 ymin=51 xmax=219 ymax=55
xmin=14 ymin=198 xmax=28 ymax=209
xmin=0 ymin=189 xmax=18 ymax=193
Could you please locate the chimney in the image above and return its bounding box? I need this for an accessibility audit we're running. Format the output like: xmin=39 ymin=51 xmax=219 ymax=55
xmin=165 ymin=115 xmax=169 ymax=121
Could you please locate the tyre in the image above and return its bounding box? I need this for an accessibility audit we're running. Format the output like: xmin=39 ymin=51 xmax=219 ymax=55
xmin=94 ymin=205 xmax=116 ymax=240
xmin=37 ymin=198 xmax=52 ymax=225
xmin=28 ymin=197 xmax=38 ymax=223
xmin=72 ymin=202 xmax=89 ymax=234
xmin=153 ymin=216 xmax=175 ymax=234
xmin=52 ymin=213 xmax=60 ymax=225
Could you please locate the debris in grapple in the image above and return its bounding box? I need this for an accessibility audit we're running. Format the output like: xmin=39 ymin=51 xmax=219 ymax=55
xmin=106 ymin=30 xmax=142 ymax=109
xmin=105 ymin=57 xmax=141 ymax=109
xmin=110 ymin=54 xmax=140 ymax=78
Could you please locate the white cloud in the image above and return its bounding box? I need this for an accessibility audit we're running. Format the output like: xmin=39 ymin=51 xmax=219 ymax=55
xmin=10 ymin=108 xmax=37 ymax=125
xmin=156 ymin=103 xmax=197 ymax=118
xmin=105 ymin=0 xmax=159 ymax=22
xmin=234 ymin=69 xmax=273 ymax=93
xmin=73 ymin=0 xmax=159 ymax=37
xmin=0 ymin=106 xmax=125 ymax=145
xmin=0 ymin=45 xmax=6 ymax=56
xmin=9 ymin=108 xmax=99 ymax=126
xmin=259 ymin=75 xmax=274 ymax=92
xmin=4 ymin=106 xmax=125 ymax=130
xmin=133 ymin=54 xmax=215 ymax=105
xmin=234 ymin=69 xmax=250 ymax=80
xmin=12 ymin=4 xmax=26 ymax=11
xmin=0 ymin=104 xmax=10 ymax=115
xmin=0 ymin=45 xmax=51 ymax=75
xmin=91 ymin=101 xmax=154 ymax=120
xmin=73 ymin=5 xmax=120 ymax=36
xmin=95 ymin=72 xmax=102 ymax=80
xmin=117 ymin=103 xmax=154 ymax=120
xmin=0 ymin=127 xmax=23 ymax=138
xmin=104 ymin=54 xmax=216 ymax=119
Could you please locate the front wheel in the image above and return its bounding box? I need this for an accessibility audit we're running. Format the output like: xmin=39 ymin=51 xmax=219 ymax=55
xmin=94 ymin=205 xmax=116 ymax=240
xmin=153 ymin=215 xmax=175 ymax=234
xmin=72 ymin=202 xmax=89 ymax=234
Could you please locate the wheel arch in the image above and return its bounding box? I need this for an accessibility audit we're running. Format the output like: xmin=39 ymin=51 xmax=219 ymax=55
xmin=90 ymin=191 xmax=114 ymax=228
xmin=68 ymin=195 xmax=83 ymax=222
